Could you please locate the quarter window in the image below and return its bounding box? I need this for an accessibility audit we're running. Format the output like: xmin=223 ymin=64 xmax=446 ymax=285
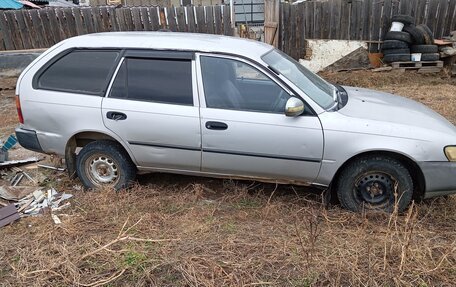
xmin=200 ymin=56 xmax=289 ymax=113
xmin=37 ymin=50 xmax=119 ymax=95
xmin=109 ymin=58 xmax=193 ymax=105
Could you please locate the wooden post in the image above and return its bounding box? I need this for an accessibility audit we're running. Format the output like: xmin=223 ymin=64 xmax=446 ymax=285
xmin=264 ymin=0 xmax=280 ymax=47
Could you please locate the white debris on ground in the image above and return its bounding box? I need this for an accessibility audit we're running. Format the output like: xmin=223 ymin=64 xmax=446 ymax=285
xmin=0 ymin=186 xmax=73 ymax=226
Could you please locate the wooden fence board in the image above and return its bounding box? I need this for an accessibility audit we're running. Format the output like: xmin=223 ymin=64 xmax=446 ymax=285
xmin=139 ymin=7 xmax=150 ymax=31
xmin=6 ymin=12 xmax=23 ymax=49
xmin=0 ymin=6 xmax=230 ymax=50
xmin=131 ymin=7 xmax=143 ymax=30
xmin=187 ymin=7 xmax=197 ymax=32
xmin=426 ymin=0 xmax=439 ymax=33
xmin=0 ymin=12 xmax=14 ymax=50
xmin=63 ymin=8 xmax=77 ymax=37
xmin=443 ymin=0 xmax=456 ymax=36
xmin=206 ymin=6 xmax=215 ymax=34
xmin=214 ymin=6 xmax=222 ymax=35
xmin=167 ymin=7 xmax=177 ymax=31
xmin=176 ymin=6 xmax=186 ymax=32
xmin=435 ymin=0 xmax=449 ymax=38
xmin=30 ymin=10 xmax=46 ymax=48
xmin=223 ymin=5 xmax=232 ymax=36
xmin=196 ymin=6 xmax=206 ymax=33
xmin=149 ymin=7 xmax=159 ymax=30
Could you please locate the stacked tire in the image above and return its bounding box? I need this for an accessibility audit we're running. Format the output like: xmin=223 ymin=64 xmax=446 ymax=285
xmin=382 ymin=15 xmax=439 ymax=64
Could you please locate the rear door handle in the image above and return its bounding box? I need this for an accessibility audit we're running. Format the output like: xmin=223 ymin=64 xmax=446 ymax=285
xmin=205 ymin=121 xmax=228 ymax=130
xmin=106 ymin=111 xmax=127 ymax=121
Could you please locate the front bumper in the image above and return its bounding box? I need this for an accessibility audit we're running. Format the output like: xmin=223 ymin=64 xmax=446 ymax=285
xmin=419 ymin=161 xmax=456 ymax=198
xmin=15 ymin=127 xmax=44 ymax=153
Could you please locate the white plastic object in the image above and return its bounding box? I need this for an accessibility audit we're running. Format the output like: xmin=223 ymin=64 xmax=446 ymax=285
xmin=390 ymin=21 xmax=405 ymax=32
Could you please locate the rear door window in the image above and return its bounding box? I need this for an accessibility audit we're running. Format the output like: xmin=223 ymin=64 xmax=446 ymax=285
xmin=36 ymin=50 xmax=120 ymax=95
xmin=109 ymin=58 xmax=193 ymax=105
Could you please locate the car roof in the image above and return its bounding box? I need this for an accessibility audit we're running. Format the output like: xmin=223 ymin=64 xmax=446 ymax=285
xmin=61 ymin=32 xmax=274 ymax=61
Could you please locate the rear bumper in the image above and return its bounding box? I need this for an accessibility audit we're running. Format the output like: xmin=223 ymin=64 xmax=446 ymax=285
xmin=419 ymin=161 xmax=456 ymax=198
xmin=15 ymin=127 xmax=44 ymax=153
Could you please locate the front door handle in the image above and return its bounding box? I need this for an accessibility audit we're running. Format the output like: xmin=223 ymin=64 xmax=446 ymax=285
xmin=106 ymin=111 xmax=127 ymax=121
xmin=205 ymin=121 xmax=228 ymax=130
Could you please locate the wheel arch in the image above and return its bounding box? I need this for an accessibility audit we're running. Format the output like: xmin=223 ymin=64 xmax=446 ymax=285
xmin=329 ymin=150 xmax=426 ymax=202
xmin=65 ymin=130 xmax=137 ymax=178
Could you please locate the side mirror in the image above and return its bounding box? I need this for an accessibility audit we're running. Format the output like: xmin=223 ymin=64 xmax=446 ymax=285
xmin=285 ymin=97 xmax=305 ymax=117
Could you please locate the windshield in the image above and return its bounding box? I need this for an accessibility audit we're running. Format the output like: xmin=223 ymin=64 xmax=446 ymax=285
xmin=262 ymin=49 xmax=336 ymax=109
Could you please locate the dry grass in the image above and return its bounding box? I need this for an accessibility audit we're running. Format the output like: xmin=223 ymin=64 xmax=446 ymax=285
xmin=1 ymin=72 xmax=456 ymax=286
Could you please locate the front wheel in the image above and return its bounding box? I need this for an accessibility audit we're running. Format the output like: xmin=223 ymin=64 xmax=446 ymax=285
xmin=336 ymin=156 xmax=413 ymax=213
xmin=76 ymin=140 xmax=136 ymax=190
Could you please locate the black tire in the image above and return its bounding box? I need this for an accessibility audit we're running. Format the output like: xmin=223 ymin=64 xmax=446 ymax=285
xmin=410 ymin=44 xmax=438 ymax=53
xmin=336 ymin=156 xmax=413 ymax=213
xmin=391 ymin=14 xmax=415 ymax=25
xmin=403 ymin=25 xmax=425 ymax=44
xmin=416 ymin=24 xmax=434 ymax=45
xmin=383 ymin=54 xmax=411 ymax=63
xmin=382 ymin=48 xmax=410 ymax=56
xmin=76 ymin=140 xmax=136 ymax=190
xmin=384 ymin=31 xmax=413 ymax=44
xmin=420 ymin=53 xmax=440 ymax=61
xmin=382 ymin=40 xmax=409 ymax=50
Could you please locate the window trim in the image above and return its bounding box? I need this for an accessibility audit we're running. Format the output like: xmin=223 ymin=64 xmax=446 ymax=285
xmin=196 ymin=53 xmax=316 ymax=116
xmin=33 ymin=48 xmax=123 ymax=96
xmin=105 ymin=51 xmax=196 ymax=106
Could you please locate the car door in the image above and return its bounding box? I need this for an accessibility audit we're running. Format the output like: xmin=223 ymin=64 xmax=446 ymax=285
xmin=197 ymin=54 xmax=324 ymax=183
xmin=102 ymin=50 xmax=201 ymax=171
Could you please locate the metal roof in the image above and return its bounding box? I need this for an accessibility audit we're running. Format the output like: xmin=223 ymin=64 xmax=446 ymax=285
xmin=0 ymin=0 xmax=23 ymax=9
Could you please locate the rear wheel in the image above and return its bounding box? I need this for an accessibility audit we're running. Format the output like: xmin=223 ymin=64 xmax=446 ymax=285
xmin=336 ymin=156 xmax=413 ymax=213
xmin=76 ymin=140 xmax=136 ymax=190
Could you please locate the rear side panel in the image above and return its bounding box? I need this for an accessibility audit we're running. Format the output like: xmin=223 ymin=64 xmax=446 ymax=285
xmin=16 ymin=45 xmax=123 ymax=157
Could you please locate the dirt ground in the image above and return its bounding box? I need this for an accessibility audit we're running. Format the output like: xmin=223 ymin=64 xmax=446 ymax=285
xmin=0 ymin=71 xmax=455 ymax=287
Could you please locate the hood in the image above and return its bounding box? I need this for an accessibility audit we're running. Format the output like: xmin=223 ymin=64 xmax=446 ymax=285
xmin=338 ymin=86 xmax=456 ymax=135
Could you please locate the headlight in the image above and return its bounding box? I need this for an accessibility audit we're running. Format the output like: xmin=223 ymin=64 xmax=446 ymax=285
xmin=444 ymin=146 xmax=456 ymax=161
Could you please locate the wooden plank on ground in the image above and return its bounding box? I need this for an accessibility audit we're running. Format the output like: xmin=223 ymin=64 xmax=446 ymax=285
xmin=0 ymin=205 xmax=20 ymax=228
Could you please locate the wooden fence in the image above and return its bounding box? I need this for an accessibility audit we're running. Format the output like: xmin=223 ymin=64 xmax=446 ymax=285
xmin=280 ymin=0 xmax=456 ymax=59
xmin=0 ymin=5 xmax=232 ymax=51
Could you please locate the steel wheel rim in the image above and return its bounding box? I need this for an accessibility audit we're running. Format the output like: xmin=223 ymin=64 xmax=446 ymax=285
xmin=354 ymin=171 xmax=397 ymax=208
xmin=84 ymin=153 xmax=120 ymax=187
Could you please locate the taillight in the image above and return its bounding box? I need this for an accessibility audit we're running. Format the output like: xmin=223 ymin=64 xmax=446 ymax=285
xmin=16 ymin=95 xmax=24 ymax=124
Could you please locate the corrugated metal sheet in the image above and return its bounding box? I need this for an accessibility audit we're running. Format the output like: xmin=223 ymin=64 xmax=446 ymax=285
xmin=0 ymin=0 xmax=23 ymax=9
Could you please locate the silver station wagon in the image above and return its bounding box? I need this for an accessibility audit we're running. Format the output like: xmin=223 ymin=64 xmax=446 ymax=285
xmin=15 ymin=32 xmax=456 ymax=212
